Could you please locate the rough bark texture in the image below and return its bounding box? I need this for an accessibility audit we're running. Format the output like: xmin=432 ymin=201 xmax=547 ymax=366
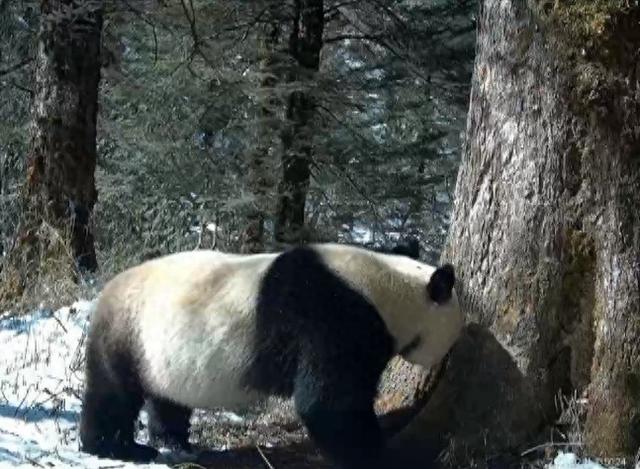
xmin=376 ymin=356 xmax=443 ymax=436
xmin=393 ymin=0 xmax=640 ymax=463
xmin=0 ymin=0 xmax=103 ymax=304
xmin=274 ymin=0 xmax=323 ymax=244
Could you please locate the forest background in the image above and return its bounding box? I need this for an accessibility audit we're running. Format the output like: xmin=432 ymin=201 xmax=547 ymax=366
xmin=1 ymin=1 xmax=639 ymax=468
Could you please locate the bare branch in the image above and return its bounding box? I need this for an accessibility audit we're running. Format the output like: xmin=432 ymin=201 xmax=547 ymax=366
xmin=0 ymin=58 xmax=34 ymax=78
xmin=0 ymin=80 xmax=34 ymax=96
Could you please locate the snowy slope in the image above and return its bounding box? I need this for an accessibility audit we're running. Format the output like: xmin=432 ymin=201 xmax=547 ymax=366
xmin=0 ymin=301 xmax=168 ymax=468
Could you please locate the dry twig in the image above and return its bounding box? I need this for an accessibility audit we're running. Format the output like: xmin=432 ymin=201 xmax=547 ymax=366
xmin=256 ymin=444 xmax=276 ymax=469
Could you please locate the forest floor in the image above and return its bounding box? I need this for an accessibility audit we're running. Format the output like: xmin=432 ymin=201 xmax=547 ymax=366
xmin=0 ymin=300 xmax=615 ymax=469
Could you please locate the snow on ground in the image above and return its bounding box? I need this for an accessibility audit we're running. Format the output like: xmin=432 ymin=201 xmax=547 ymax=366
xmin=0 ymin=300 xmax=169 ymax=468
xmin=547 ymin=452 xmax=628 ymax=469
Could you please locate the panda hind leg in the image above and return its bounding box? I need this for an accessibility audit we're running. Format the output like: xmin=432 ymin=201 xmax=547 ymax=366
xmin=293 ymin=371 xmax=386 ymax=469
xmin=80 ymin=347 xmax=157 ymax=462
xmin=146 ymin=396 xmax=193 ymax=452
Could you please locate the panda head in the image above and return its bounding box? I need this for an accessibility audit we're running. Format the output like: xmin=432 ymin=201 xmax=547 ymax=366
xmin=361 ymin=242 xmax=463 ymax=369
xmin=396 ymin=261 xmax=462 ymax=368
xmin=316 ymin=241 xmax=463 ymax=370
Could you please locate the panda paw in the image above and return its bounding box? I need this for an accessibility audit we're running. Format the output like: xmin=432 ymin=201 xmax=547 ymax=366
xmin=127 ymin=443 xmax=160 ymax=462
xmin=82 ymin=441 xmax=159 ymax=463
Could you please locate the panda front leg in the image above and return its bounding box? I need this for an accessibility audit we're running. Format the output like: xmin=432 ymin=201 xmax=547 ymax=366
xmin=297 ymin=404 xmax=385 ymax=469
xmin=293 ymin=373 xmax=386 ymax=469
xmin=146 ymin=396 xmax=193 ymax=452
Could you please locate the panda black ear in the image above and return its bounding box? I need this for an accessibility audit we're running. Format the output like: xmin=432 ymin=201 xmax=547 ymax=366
xmin=391 ymin=238 xmax=420 ymax=260
xmin=427 ymin=263 xmax=455 ymax=303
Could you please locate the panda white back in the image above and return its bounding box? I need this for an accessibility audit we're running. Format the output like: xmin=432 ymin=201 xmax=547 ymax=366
xmin=124 ymin=250 xmax=277 ymax=409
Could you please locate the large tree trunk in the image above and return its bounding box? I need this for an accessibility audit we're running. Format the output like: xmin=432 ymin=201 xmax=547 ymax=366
xmin=274 ymin=0 xmax=323 ymax=244
xmin=1 ymin=0 xmax=103 ymax=304
xmin=393 ymin=0 xmax=640 ymax=464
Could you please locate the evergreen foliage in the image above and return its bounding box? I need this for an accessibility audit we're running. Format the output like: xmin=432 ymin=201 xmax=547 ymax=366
xmin=1 ymin=0 xmax=476 ymax=281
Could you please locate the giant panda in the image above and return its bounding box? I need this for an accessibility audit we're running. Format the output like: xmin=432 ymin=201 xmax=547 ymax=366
xmin=79 ymin=242 xmax=463 ymax=469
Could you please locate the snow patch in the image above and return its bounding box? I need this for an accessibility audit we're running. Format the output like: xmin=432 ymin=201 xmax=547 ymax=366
xmin=217 ymin=411 xmax=245 ymax=424
xmin=0 ymin=300 xmax=168 ymax=468
xmin=547 ymin=452 xmax=627 ymax=469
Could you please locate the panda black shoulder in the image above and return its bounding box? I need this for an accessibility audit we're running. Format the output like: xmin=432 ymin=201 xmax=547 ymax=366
xmin=243 ymin=243 xmax=395 ymax=396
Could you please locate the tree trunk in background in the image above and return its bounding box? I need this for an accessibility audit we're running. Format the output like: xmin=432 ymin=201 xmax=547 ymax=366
xmin=30 ymin=0 xmax=102 ymax=271
xmin=240 ymin=8 xmax=281 ymax=254
xmin=392 ymin=0 xmax=640 ymax=464
xmin=0 ymin=0 xmax=103 ymax=304
xmin=274 ymin=0 xmax=323 ymax=244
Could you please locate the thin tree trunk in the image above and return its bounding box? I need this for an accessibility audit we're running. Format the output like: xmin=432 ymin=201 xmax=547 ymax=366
xmin=240 ymin=9 xmax=281 ymax=254
xmin=31 ymin=0 xmax=102 ymax=271
xmin=1 ymin=0 xmax=103 ymax=304
xmin=393 ymin=0 xmax=640 ymax=463
xmin=274 ymin=0 xmax=323 ymax=244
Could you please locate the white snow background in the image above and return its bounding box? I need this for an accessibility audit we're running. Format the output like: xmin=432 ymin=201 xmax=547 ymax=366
xmin=0 ymin=299 xmax=628 ymax=469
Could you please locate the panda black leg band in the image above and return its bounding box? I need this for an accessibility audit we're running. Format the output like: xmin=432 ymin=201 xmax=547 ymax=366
xmin=146 ymin=397 xmax=193 ymax=452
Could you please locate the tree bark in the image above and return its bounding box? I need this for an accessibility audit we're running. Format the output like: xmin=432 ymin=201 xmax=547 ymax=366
xmin=31 ymin=0 xmax=102 ymax=271
xmin=1 ymin=0 xmax=103 ymax=303
xmin=274 ymin=0 xmax=323 ymax=244
xmin=394 ymin=0 xmax=640 ymax=463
